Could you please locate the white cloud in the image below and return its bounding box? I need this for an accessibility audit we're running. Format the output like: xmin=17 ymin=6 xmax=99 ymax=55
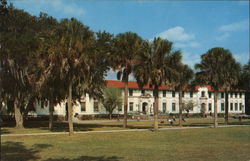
xmin=215 ymin=33 xmax=230 ymax=41
xmin=50 ymin=0 xmax=86 ymax=17
xmin=156 ymin=26 xmax=195 ymax=42
xmin=182 ymin=52 xmax=200 ymax=68
xmin=233 ymin=51 xmax=250 ymax=65
xmin=12 ymin=0 xmax=86 ymax=17
xmin=175 ymin=41 xmax=200 ymax=48
xmin=219 ymin=19 xmax=249 ymax=32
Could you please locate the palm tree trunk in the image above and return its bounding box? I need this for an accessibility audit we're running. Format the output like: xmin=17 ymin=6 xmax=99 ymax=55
xmin=153 ymin=85 xmax=159 ymax=131
xmin=49 ymin=100 xmax=54 ymax=131
xmin=123 ymin=73 xmax=129 ymax=128
xmin=179 ymin=89 xmax=183 ymax=127
xmin=225 ymin=92 xmax=229 ymax=124
xmin=14 ymin=98 xmax=23 ymax=129
xmin=67 ymin=81 xmax=74 ymax=136
xmin=214 ymin=91 xmax=218 ymax=128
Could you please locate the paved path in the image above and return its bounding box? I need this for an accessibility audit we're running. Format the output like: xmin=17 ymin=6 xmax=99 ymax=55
xmin=1 ymin=125 xmax=249 ymax=137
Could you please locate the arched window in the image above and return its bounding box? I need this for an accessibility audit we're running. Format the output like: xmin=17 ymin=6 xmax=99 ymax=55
xmin=201 ymin=91 xmax=205 ymax=97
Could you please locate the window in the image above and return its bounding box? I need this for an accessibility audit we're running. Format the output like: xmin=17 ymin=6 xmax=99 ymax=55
xmin=172 ymin=103 xmax=176 ymax=111
xmin=153 ymin=90 xmax=157 ymax=97
xmin=239 ymin=103 xmax=242 ymax=111
xmin=80 ymin=102 xmax=86 ymax=112
xmin=129 ymin=89 xmax=133 ymax=96
xmin=129 ymin=102 xmax=133 ymax=111
xmin=118 ymin=105 xmax=122 ymax=112
xmin=94 ymin=102 xmax=99 ymax=112
xmin=240 ymin=93 xmax=242 ymax=98
xmin=190 ymin=92 xmax=193 ymax=98
xmin=230 ymin=92 xmax=233 ymax=98
xmin=221 ymin=103 xmax=224 ymax=111
xmin=221 ymin=93 xmax=224 ymax=99
xmin=182 ymin=91 xmax=185 ymax=98
xmin=201 ymin=91 xmax=205 ymax=97
xmin=230 ymin=103 xmax=233 ymax=111
xmin=208 ymin=92 xmax=212 ymax=98
xmin=235 ymin=103 xmax=238 ymax=111
xmin=235 ymin=93 xmax=238 ymax=98
xmin=172 ymin=91 xmax=175 ymax=97
xmin=41 ymin=101 xmax=45 ymax=109
xmin=163 ymin=90 xmax=166 ymax=97
xmin=141 ymin=90 xmax=145 ymax=96
xmin=162 ymin=103 xmax=166 ymax=113
xmin=208 ymin=103 xmax=212 ymax=111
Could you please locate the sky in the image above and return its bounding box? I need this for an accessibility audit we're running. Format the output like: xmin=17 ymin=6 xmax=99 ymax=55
xmin=9 ymin=0 xmax=250 ymax=80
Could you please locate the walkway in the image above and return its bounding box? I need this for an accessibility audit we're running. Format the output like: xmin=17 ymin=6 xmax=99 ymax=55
xmin=1 ymin=125 xmax=249 ymax=137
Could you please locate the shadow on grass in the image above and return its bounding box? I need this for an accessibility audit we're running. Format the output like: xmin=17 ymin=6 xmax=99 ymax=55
xmin=45 ymin=156 xmax=123 ymax=161
xmin=1 ymin=141 xmax=52 ymax=161
xmin=1 ymin=121 xmax=153 ymax=132
xmin=0 ymin=128 xmax=10 ymax=134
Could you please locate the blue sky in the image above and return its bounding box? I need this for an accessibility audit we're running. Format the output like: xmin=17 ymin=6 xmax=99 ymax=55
xmin=9 ymin=0 xmax=249 ymax=80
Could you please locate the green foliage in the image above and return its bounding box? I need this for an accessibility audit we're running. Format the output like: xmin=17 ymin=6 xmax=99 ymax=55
xmin=239 ymin=60 xmax=250 ymax=91
xmin=102 ymin=87 xmax=122 ymax=115
xmin=134 ymin=37 xmax=181 ymax=88
xmin=113 ymin=32 xmax=144 ymax=81
xmin=0 ymin=5 xmax=40 ymax=110
xmin=195 ymin=47 xmax=241 ymax=91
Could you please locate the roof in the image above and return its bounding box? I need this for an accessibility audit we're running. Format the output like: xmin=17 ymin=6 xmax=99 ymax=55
xmin=106 ymin=80 xmax=245 ymax=92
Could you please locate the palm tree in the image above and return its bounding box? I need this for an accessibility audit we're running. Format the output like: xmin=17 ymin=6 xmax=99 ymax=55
xmin=103 ymin=87 xmax=123 ymax=119
xmin=176 ymin=64 xmax=193 ymax=126
xmin=134 ymin=37 xmax=181 ymax=131
xmin=112 ymin=32 xmax=144 ymax=128
xmin=40 ymin=18 xmax=95 ymax=135
xmin=195 ymin=47 xmax=240 ymax=128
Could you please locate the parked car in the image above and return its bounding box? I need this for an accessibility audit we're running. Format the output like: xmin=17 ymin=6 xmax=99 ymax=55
xmin=232 ymin=114 xmax=250 ymax=119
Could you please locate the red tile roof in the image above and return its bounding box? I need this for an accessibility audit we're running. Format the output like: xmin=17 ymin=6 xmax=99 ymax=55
xmin=106 ymin=80 xmax=245 ymax=92
xmin=106 ymin=80 xmax=173 ymax=90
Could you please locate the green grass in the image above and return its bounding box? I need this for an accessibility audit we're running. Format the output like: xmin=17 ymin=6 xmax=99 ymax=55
xmin=1 ymin=126 xmax=250 ymax=161
xmin=1 ymin=118 xmax=250 ymax=135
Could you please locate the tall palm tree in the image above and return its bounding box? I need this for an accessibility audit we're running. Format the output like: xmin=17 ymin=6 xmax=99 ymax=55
xmin=176 ymin=64 xmax=193 ymax=126
xmin=112 ymin=32 xmax=143 ymax=128
xmin=134 ymin=38 xmax=181 ymax=131
xmin=195 ymin=47 xmax=240 ymax=128
xmin=41 ymin=18 xmax=95 ymax=135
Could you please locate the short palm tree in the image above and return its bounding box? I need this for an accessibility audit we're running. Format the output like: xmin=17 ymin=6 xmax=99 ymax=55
xmin=134 ymin=37 xmax=181 ymax=130
xmin=195 ymin=47 xmax=240 ymax=127
xmin=103 ymin=87 xmax=122 ymax=119
xmin=176 ymin=64 xmax=193 ymax=126
xmin=112 ymin=32 xmax=144 ymax=128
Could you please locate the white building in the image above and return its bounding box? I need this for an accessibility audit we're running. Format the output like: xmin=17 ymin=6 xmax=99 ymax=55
xmin=34 ymin=80 xmax=246 ymax=118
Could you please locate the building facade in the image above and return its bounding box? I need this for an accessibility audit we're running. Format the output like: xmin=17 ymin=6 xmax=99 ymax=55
xmin=31 ymin=80 xmax=246 ymax=118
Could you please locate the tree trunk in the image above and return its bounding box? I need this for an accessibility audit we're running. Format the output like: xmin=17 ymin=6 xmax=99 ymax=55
xmin=214 ymin=91 xmax=218 ymax=128
xmin=153 ymin=86 xmax=159 ymax=131
xmin=179 ymin=89 xmax=183 ymax=127
xmin=225 ymin=92 xmax=229 ymax=124
xmin=109 ymin=113 xmax=112 ymax=120
xmin=67 ymin=81 xmax=74 ymax=136
xmin=123 ymin=73 xmax=129 ymax=128
xmin=49 ymin=100 xmax=54 ymax=131
xmin=14 ymin=98 xmax=24 ymax=129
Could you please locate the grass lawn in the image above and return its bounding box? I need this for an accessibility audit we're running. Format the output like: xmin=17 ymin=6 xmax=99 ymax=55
xmin=1 ymin=118 xmax=250 ymax=135
xmin=1 ymin=126 xmax=250 ymax=161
